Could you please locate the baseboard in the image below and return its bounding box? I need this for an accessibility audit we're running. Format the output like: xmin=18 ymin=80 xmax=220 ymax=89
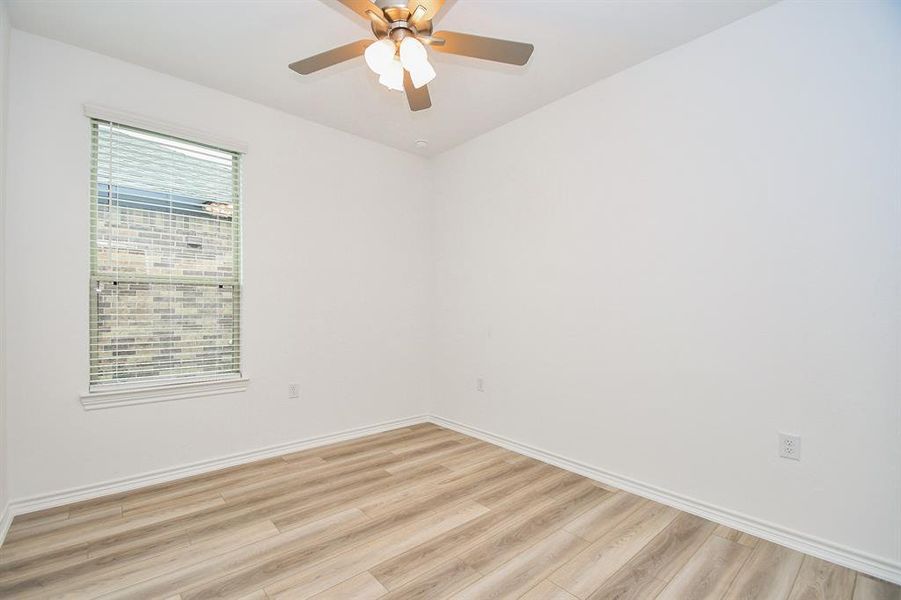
xmin=0 ymin=502 xmax=12 ymax=548
xmin=428 ymin=415 xmax=901 ymax=585
xmin=0 ymin=413 xmax=429 ymax=546
xmin=3 ymin=412 xmax=898 ymax=585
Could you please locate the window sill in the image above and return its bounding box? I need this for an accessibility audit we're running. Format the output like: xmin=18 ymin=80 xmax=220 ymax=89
xmin=80 ymin=377 xmax=250 ymax=410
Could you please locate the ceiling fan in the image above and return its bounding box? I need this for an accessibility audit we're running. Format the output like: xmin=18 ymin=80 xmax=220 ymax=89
xmin=288 ymin=0 xmax=534 ymax=111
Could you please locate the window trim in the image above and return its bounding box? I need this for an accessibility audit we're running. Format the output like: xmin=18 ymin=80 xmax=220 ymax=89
xmin=84 ymin=107 xmax=249 ymax=408
xmin=83 ymin=104 xmax=249 ymax=154
xmin=80 ymin=376 xmax=250 ymax=411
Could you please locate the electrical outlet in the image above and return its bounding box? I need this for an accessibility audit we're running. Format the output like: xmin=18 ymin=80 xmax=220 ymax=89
xmin=779 ymin=433 xmax=801 ymax=461
xmin=288 ymin=383 xmax=300 ymax=399
xmin=476 ymin=378 xmax=484 ymax=393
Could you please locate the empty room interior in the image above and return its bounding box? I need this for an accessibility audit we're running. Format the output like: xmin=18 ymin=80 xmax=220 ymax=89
xmin=0 ymin=0 xmax=898 ymax=598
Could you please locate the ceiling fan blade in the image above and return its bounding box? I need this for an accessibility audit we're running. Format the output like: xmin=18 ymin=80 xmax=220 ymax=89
xmin=337 ymin=0 xmax=378 ymax=20
xmin=404 ymin=70 xmax=431 ymax=111
xmin=408 ymin=5 xmax=428 ymax=28
xmin=430 ymin=31 xmax=534 ymax=66
xmin=288 ymin=40 xmax=370 ymax=75
xmin=408 ymin=0 xmax=445 ymax=22
xmin=366 ymin=8 xmax=389 ymax=27
xmin=416 ymin=34 xmax=445 ymax=46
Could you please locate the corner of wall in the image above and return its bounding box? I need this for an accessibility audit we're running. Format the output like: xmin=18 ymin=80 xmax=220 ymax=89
xmin=0 ymin=0 xmax=11 ymax=541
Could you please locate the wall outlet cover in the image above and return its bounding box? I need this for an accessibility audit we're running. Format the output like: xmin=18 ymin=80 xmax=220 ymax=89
xmin=779 ymin=433 xmax=801 ymax=461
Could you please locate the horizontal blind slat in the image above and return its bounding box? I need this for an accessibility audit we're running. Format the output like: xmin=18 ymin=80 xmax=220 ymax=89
xmin=91 ymin=373 xmax=242 ymax=387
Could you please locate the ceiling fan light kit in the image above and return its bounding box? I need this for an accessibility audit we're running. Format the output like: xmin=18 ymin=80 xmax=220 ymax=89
xmin=288 ymin=0 xmax=534 ymax=111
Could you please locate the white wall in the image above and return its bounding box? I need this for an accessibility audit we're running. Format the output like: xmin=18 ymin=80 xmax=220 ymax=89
xmin=5 ymin=30 xmax=432 ymax=500
xmin=0 ymin=1 xmax=10 ymax=517
xmin=432 ymin=0 xmax=901 ymax=567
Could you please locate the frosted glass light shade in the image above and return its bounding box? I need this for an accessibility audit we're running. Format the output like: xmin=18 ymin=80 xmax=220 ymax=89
xmin=399 ymin=37 xmax=436 ymax=89
xmin=365 ymin=39 xmax=396 ymax=75
xmin=407 ymin=60 xmax=436 ymax=88
xmin=378 ymin=58 xmax=404 ymax=91
xmin=400 ymin=37 xmax=428 ymax=68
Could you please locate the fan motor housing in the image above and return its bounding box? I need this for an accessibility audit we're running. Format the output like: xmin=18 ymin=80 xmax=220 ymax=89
xmin=374 ymin=0 xmax=411 ymax=10
xmin=371 ymin=1 xmax=433 ymax=40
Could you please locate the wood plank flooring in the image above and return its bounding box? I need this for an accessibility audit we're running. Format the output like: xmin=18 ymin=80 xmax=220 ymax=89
xmin=1 ymin=423 xmax=897 ymax=599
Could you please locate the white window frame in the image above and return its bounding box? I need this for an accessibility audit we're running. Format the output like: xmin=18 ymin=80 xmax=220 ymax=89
xmin=80 ymin=105 xmax=249 ymax=410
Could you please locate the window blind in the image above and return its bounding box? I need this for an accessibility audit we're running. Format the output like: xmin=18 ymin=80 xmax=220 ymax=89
xmin=89 ymin=120 xmax=242 ymax=388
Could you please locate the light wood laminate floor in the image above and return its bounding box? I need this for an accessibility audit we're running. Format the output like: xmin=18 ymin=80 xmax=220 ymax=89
xmin=1 ymin=423 xmax=897 ymax=599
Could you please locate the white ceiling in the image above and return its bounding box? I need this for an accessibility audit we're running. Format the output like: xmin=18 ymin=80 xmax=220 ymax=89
xmin=6 ymin=0 xmax=774 ymax=156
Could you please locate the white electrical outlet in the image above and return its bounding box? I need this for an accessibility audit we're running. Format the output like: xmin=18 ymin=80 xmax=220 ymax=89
xmin=288 ymin=383 xmax=300 ymax=399
xmin=779 ymin=433 xmax=801 ymax=460
xmin=476 ymin=378 xmax=484 ymax=392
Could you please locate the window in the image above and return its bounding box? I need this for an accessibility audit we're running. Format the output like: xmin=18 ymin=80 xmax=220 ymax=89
xmin=89 ymin=120 xmax=242 ymax=390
